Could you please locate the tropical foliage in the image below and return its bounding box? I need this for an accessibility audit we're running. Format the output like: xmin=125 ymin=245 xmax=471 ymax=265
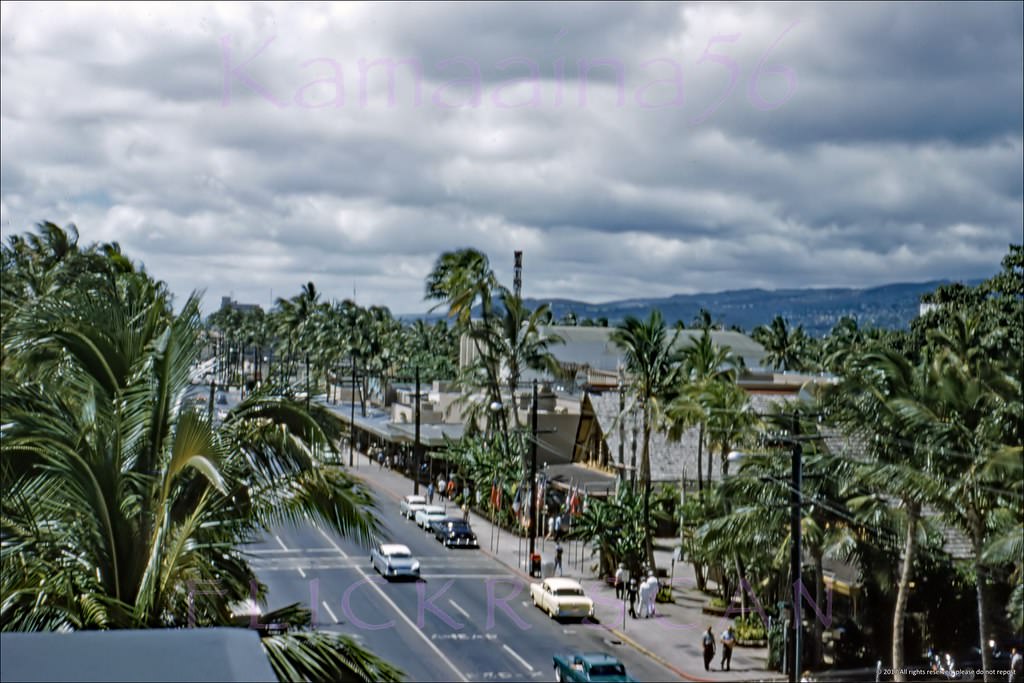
xmin=1 ymin=223 xmax=402 ymax=682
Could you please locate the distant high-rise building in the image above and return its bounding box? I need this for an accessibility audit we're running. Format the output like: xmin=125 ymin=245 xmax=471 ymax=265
xmin=220 ymin=296 xmax=262 ymax=314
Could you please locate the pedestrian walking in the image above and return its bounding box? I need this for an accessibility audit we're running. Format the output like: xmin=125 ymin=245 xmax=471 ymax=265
xmin=614 ymin=563 xmax=625 ymax=599
xmin=546 ymin=515 xmax=554 ymax=540
xmin=720 ymin=625 xmax=736 ymax=671
xmin=462 ymin=503 xmax=470 ymax=522
xmin=462 ymin=485 xmax=470 ymax=504
xmin=702 ymin=626 xmax=716 ymax=671
xmin=644 ymin=573 xmax=659 ymax=618
xmin=427 ymin=482 xmax=435 ymax=505
xmin=446 ymin=479 xmax=455 ymax=500
xmin=627 ymin=578 xmax=638 ymax=619
xmin=1010 ymin=647 xmax=1024 ymax=682
xmin=377 ymin=450 xmax=384 ymax=469
xmin=554 ymin=542 xmax=564 ymax=576
xmin=553 ymin=513 xmax=563 ymax=540
xmin=437 ymin=474 xmax=446 ymax=498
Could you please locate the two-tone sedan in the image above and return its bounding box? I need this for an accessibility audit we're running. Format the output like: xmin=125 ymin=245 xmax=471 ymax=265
xmin=400 ymin=494 xmax=427 ymax=520
xmin=414 ymin=505 xmax=447 ymax=530
xmin=529 ymin=577 xmax=595 ymax=621
xmin=370 ymin=543 xmax=420 ymax=580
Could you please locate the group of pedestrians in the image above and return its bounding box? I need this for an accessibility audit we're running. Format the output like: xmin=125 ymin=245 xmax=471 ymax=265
xmin=614 ymin=564 xmax=660 ymax=620
xmin=702 ymin=625 xmax=736 ymax=672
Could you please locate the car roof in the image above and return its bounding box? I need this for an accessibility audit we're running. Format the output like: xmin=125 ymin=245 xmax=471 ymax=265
xmin=404 ymin=495 xmax=426 ymax=503
xmin=420 ymin=505 xmax=445 ymax=514
xmin=379 ymin=544 xmax=412 ymax=555
xmin=576 ymin=653 xmax=621 ymax=665
xmin=544 ymin=578 xmax=586 ymax=591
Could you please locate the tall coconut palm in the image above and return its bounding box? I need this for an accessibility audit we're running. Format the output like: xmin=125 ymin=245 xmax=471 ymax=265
xmin=611 ymin=310 xmax=681 ymax=569
xmin=674 ymin=329 xmax=740 ymax=492
xmin=425 ymin=249 xmax=506 ymax=434
xmin=1 ymin=260 xmax=399 ymax=681
xmin=471 ymin=292 xmax=563 ymax=428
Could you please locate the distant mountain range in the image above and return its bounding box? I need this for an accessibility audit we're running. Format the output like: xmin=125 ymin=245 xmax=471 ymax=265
xmin=403 ymin=279 xmax=984 ymax=337
xmin=521 ymin=280 xmax=984 ymax=337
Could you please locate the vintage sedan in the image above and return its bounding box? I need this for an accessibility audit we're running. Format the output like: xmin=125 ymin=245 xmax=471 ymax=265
xmin=529 ymin=577 xmax=595 ymax=620
xmin=552 ymin=653 xmax=635 ymax=682
xmin=400 ymin=494 xmax=427 ymax=519
xmin=370 ymin=543 xmax=420 ymax=580
xmin=430 ymin=518 xmax=478 ymax=548
xmin=414 ymin=505 xmax=447 ymax=530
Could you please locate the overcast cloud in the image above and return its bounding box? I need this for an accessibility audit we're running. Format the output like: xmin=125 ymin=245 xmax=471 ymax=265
xmin=1 ymin=1 xmax=1021 ymax=314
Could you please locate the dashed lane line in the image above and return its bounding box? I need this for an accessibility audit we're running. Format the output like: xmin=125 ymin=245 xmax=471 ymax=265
xmin=501 ymin=644 xmax=535 ymax=672
xmin=321 ymin=600 xmax=339 ymax=624
xmin=448 ymin=599 xmax=471 ymax=620
xmin=315 ymin=524 xmax=469 ymax=683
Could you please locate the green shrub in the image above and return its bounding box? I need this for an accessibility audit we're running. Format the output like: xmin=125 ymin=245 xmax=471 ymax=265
xmin=735 ymin=613 xmax=767 ymax=641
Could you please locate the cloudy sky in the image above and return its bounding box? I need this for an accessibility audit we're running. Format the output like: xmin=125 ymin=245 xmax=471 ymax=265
xmin=1 ymin=2 xmax=1021 ymax=315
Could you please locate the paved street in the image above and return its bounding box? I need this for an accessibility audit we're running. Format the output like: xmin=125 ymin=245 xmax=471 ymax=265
xmin=249 ymin=469 xmax=682 ymax=682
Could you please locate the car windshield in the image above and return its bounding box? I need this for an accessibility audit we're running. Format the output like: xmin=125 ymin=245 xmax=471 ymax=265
xmin=589 ymin=664 xmax=625 ymax=676
xmin=386 ymin=551 xmax=411 ymax=559
xmin=555 ymin=588 xmax=584 ymax=596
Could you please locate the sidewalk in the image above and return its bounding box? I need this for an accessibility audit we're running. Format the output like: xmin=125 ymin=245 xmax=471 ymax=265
xmin=346 ymin=447 xmax=783 ymax=682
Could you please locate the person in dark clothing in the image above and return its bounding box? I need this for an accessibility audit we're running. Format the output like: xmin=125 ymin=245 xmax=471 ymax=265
xmin=627 ymin=578 xmax=638 ymax=619
xmin=702 ymin=626 xmax=716 ymax=671
xmin=554 ymin=543 xmax=564 ymax=576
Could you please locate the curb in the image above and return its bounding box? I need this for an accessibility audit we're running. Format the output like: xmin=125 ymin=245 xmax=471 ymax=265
xmin=351 ymin=463 xmax=751 ymax=683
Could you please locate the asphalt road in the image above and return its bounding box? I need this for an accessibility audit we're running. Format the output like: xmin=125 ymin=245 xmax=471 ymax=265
xmin=249 ymin=505 xmax=681 ymax=682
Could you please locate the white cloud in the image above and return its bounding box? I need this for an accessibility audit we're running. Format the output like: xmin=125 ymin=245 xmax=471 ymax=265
xmin=1 ymin=1 xmax=1021 ymax=314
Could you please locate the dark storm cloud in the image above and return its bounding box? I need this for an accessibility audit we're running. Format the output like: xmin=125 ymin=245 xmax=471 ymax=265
xmin=1 ymin=2 xmax=1020 ymax=313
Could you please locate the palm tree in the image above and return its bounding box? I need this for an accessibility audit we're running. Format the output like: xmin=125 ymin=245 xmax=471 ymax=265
xmin=611 ymin=310 xmax=681 ymax=569
xmin=425 ymin=249 xmax=505 ymax=434
xmin=753 ymin=315 xmax=810 ymax=372
xmin=471 ymin=292 xmax=563 ymax=429
xmin=1 ymin=255 xmax=399 ymax=680
xmin=673 ymin=329 xmax=740 ymax=492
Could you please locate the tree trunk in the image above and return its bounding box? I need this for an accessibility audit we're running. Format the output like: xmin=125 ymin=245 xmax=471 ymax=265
xmin=641 ymin=405 xmax=656 ymax=571
xmin=706 ymin=422 xmax=714 ymax=491
xmin=696 ymin=422 xmax=705 ymax=495
xmin=892 ymin=503 xmax=919 ymax=682
xmin=813 ymin=549 xmax=824 ymax=668
xmin=973 ymin=518 xmax=993 ymax=682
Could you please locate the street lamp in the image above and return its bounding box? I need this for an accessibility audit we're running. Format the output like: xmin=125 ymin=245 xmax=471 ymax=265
xmin=728 ymin=419 xmax=804 ymax=683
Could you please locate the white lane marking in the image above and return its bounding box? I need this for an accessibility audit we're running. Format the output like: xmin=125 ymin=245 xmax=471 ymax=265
xmin=297 ymin=566 xmax=307 ymax=578
xmin=448 ymin=599 xmax=471 ymax=619
xmin=321 ymin=600 xmax=339 ymax=624
xmin=501 ymin=644 xmax=535 ymax=672
xmin=274 ymin=535 xmax=289 ymax=551
xmin=315 ymin=525 xmax=469 ymax=683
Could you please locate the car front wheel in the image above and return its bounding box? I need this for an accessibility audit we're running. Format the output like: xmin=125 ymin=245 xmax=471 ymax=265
xmin=554 ymin=665 xmax=563 ymax=682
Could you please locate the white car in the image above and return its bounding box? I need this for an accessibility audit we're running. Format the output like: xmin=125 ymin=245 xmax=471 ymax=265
xmin=400 ymin=494 xmax=427 ymax=520
xmin=530 ymin=577 xmax=595 ymax=620
xmin=414 ymin=505 xmax=447 ymax=530
xmin=370 ymin=543 xmax=420 ymax=580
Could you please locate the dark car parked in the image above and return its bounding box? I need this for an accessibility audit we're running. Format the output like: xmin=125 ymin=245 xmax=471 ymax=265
xmin=430 ymin=518 xmax=479 ymax=548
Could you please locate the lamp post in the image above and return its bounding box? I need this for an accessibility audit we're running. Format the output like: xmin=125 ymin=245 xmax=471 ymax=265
xmin=413 ymin=365 xmax=421 ymax=495
xmin=529 ymin=379 xmax=539 ymax=561
xmin=349 ymin=353 xmax=356 ymax=468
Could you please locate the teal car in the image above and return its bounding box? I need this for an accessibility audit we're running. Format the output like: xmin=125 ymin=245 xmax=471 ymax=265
xmin=552 ymin=653 xmax=636 ymax=682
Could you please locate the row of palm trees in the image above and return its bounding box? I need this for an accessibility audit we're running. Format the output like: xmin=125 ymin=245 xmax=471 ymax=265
xmin=206 ymin=284 xmax=458 ymax=409
xmin=1 ymin=223 xmax=402 ymax=681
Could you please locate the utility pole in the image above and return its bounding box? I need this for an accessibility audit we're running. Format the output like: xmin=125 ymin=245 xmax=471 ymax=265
xmin=516 ymin=248 xmax=524 ymax=296
xmin=414 ymin=365 xmax=421 ymax=496
xmin=349 ymin=353 xmax=356 ymax=468
xmin=528 ymin=379 xmax=538 ymax=560
xmin=790 ymin=413 xmax=803 ymax=683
